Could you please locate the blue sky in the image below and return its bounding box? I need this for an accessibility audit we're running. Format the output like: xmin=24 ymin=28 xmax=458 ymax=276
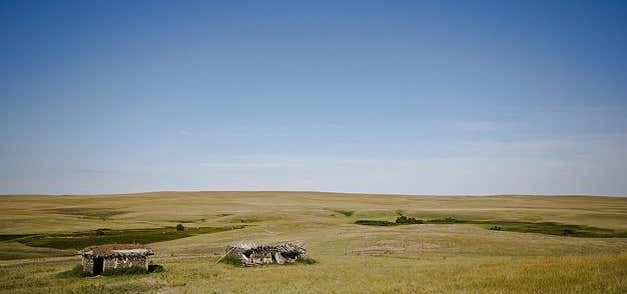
xmin=1 ymin=0 xmax=626 ymax=195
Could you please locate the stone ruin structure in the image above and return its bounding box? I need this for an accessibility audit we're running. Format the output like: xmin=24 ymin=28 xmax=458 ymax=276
xmin=79 ymin=244 xmax=154 ymax=275
xmin=224 ymin=241 xmax=307 ymax=266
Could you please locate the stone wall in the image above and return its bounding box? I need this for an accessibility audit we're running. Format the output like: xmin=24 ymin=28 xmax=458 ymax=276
xmin=81 ymin=255 xmax=148 ymax=274
xmin=104 ymin=256 xmax=148 ymax=271
xmin=225 ymin=243 xmax=307 ymax=266
xmin=81 ymin=257 xmax=94 ymax=273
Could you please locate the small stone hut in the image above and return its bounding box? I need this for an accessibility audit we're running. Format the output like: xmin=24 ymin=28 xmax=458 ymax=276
xmin=224 ymin=241 xmax=307 ymax=266
xmin=79 ymin=244 xmax=154 ymax=275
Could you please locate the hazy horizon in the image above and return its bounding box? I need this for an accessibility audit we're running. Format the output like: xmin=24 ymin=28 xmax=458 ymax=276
xmin=2 ymin=1 xmax=627 ymax=195
xmin=1 ymin=190 xmax=625 ymax=198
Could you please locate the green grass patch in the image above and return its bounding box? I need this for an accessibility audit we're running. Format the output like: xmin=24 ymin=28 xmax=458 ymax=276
xmin=475 ymin=220 xmax=627 ymax=238
xmin=44 ymin=207 xmax=125 ymax=219
xmin=425 ymin=216 xmax=463 ymax=224
xmin=0 ymin=234 xmax=32 ymax=242
xmin=219 ymin=255 xmax=243 ymax=266
xmin=102 ymin=267 xmax=149 ymax=276
xmin=0 ymin=251 xmax=63 ymax=260
xmin=355 ymin=216 xmax=422 ymax=226
xmin=297 ymin=257 xmax=317 ymax=264
xmin=56 ymin=264 xmax=165 ymax=279
xmin=18 ymin=225 xmax=245 ymax=250
xmin=355 ymin=220 xmax=397 ymax=226
xmin=356 ymin=216 xmax=627 ymax=238
xmin=55 ymin=265 xmax=90 ymax=278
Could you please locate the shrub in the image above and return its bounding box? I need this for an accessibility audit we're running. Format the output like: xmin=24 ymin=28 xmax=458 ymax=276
xmin=148 ymin=264 xmax=165 ymax=273
xmin=427 ymin=217 xmax=462 ymax=224
xmin=176 ymin=224 xmax=185 ymax=231
xmin=395 ymin=215 xmax=423 ymax=224
xmin=562 ymin=228 xmax=575 ymax=235
xmin=297 ymin=257 xmax=317 ymax=264
xmin=444 ymin=217 xmax=458 ymax=223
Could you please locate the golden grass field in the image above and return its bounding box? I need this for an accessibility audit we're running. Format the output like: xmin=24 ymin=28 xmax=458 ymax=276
xmin=0 ymin=191 xmax=626 ymax=293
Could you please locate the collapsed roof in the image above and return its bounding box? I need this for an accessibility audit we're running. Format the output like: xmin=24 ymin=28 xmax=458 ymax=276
xmin=225 ymin=241 xmax=307 ymax=266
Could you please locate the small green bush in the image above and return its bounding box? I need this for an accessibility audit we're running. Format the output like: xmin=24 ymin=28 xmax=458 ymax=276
xmin=176 ymin=224 xmax=185 ymax=231
xmin=95 ymin=229 xmax=110 ymax=236
xmin=297 ymin=257 xmax=317 ymax=264
xmin=562 ymin=228 xmax=575 ymax=235
xmin=0 ymin=234 xmax=31 ymax=242
xmin=148 ymin=264 xmax=165 ymax=273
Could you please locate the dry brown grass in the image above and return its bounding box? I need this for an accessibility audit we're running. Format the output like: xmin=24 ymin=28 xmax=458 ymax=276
xmin=0 ymin=191 xmax=626 ymax=293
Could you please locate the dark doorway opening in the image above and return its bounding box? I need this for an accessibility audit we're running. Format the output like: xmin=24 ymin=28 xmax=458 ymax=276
xmin=93 ymin=257 xmax=104 ymax=275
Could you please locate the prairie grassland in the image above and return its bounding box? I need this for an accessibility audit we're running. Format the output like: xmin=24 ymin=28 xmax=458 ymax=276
xmin=0 ymin=191 xmax=626 ymax=293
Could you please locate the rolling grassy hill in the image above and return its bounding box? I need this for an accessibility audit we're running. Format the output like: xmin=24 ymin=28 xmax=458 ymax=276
xmin=0 ymin=191 xmax=626 ymax=293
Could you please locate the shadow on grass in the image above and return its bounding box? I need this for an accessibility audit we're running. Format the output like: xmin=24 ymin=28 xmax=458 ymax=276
xmin=56 ymin=264 xmax=165 ymax=278
xmin=219 ymin=256 xmax=317 ymax=267
xmin=55 ymin=265 xmax=91 ymax=278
